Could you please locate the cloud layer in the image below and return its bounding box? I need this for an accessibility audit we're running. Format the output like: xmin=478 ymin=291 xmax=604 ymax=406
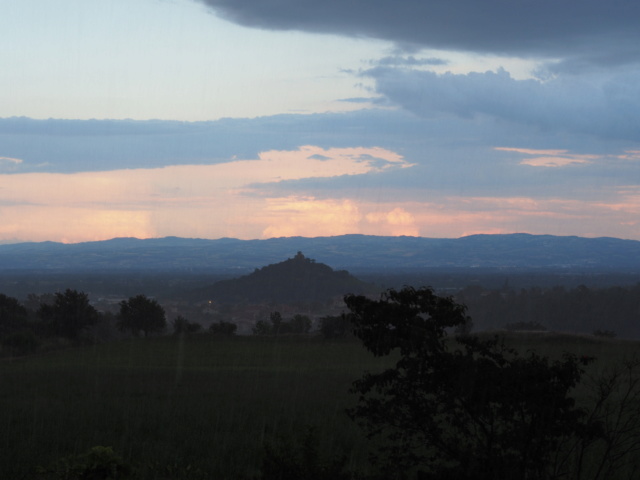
xmin=365 ymin=67 xmax=640 ymax=142
xmin=2 ymin=1 xmax=639 ymax=243
xmin=1 ymin=118 xmax=639 ymax=242
xmin=197 ymin=0 xmax=640 ymax=66
xmin=0 ymin=145 xmax=419 ymax=242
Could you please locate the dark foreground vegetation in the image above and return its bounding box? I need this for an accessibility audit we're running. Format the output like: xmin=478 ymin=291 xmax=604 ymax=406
xmin=1 ymin=335 xmax=381 ymax=479
xmin=456 ymin=283 xmax=640 ymax=338
xmin=2 ymin=286 xmax=640 ymax=479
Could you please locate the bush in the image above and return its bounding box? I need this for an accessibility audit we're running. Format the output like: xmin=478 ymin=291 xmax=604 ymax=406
xmin=209 ymin=320 xmax=237 ymax=335
xmin=172 ymin=316 xmax=202 ymax=335
xmin=318 ymin=315 xmax=351 ymax=339
xmin=252 ymin=312 xmax=311 ymax=336
xmin=259 ymin=427 xmax=352 ymax=480
xmin=593 ymin=329 xmax=616 ymax=338
xmin=1 ymin=329 xmax=40 ymax=356
xmin=252 ymin=319 xmax=272 ymax=335
xmin=37 ymin=445 xmax=132 ymax=479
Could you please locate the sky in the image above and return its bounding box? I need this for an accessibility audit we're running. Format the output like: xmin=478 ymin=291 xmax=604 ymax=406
xmin=1 ymin=0 xmax=639 ymax=243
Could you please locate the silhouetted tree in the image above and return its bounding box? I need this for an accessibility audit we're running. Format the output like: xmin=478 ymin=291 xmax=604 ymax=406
xmin=570 ymin=357 xmax=640 ymax=480
xmin=117 ymin=295 xmax=166 ymax=337
xmin=253 ymin=312 xmax=313 ymax=336
xmin=209 ymin=320 xmax=237 ymax=335
xmin=345 ymin=286 xmax=594 ymax=480
xmin=38 ymin=289 xmax=99 ymax=340
xmin=252 ymin=319 xmax=272 ymax=335
xmin=319 ymin=315 xmax=350 ymax=339
xmin=290 ymin=314 xmax=311 ymax=334
xmin=172 ymin=315 xmax=202 ymax=335
xmin=456 ymin=283 xmax=640 ymax=338
xmin=593 ymin=329 xmax=616 ymax=338
xmin=0 ymin=293 xmax=28 ymax=337
xmin=270 ymin=311 xmax=284 ymax=333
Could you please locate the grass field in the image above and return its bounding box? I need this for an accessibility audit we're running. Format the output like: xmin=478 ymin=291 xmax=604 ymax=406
xmin=1 ymin=333 xmax=638 ymax=479
xmin=1 ymin=335 xmax=389 ymax=479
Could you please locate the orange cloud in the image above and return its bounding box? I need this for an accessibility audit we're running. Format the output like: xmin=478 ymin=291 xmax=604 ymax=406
xmin=495 ymin=146 xmax=597 ymax=167
xmin=262 ymin=197 xmax=363 ymax=238
xmin=519 ymin=156 xmax=590 ymax=167
xmin=0 ymin=206 xmax=154 ymax=243
xmin=1 ymin=145 xmax=639 ymax=243
xmin=366 ymin=208 xmax=419 ymax=236
xmin=0 ymin=145 xmax=411 ymax=242
xmin=616 ymin=150 xmax=640 ymax=161
xmin=494 ymin=147 xmax=570 ymax=156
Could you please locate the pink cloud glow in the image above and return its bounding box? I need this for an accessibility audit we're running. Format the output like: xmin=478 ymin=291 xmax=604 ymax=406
xmin=494 ymin=146 xmax=598 ymax=167
xmin=1 ymin=145 xmax=638 ymax=242
xmin=0 ymin=146 xmax=413 ymax=242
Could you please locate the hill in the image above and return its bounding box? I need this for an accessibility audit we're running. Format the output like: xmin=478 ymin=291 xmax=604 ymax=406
xmin=1 ymin=233 xmax=639 ymax=273
xmin=199 ymin=251 xmax=374 ymax=303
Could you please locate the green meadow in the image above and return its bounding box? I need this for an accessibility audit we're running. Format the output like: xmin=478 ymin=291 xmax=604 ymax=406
xmin=1 ymin=333 xmax=638 ymax=479
xmin=0 ymin=335 xmax=387 ymax=479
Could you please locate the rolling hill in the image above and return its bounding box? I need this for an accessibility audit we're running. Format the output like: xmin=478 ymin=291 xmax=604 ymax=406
xmin=1 ymin=233 xmax=639 ymax=273
xmin=198 ymin=251 xmax=374 ymax=303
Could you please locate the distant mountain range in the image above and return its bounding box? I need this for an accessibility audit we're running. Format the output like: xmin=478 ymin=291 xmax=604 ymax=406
xmin=1 ymin=234 xmax=639 ymax=273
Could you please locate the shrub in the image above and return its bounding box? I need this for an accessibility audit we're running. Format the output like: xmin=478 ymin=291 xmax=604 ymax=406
xmin=1 ymin=329 xmax=40 ymax=356
xmin=318 ymin=315 xmax=351 ymax=339
xmin=209 ymin=320 xmax=237 ymax=335
xmin=172 ymin=316 xmax=202 ymax=335
xmin=259 ymin=427 xmax=352 ymax=480
xmin=37 ymin=445 xmax=132 ymax=479
xmin=593 ymin=329 xmax=616 ymax=338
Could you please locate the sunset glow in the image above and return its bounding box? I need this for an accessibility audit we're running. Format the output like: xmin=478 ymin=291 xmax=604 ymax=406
xmin=1 ymin=0 xmax=639 ymax=243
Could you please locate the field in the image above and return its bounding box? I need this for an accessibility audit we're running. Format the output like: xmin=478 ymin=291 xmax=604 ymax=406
xmin=0 ymin=335 xmax=389 ymax=479
xmin=1 ymin=333 xmax=639 ymax=479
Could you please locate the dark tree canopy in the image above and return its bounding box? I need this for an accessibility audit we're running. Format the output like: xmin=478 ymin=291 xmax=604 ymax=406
xmin=318 ymin=315 xmax=351 ymax=339
xmin=344 ymin=287 xmax=593 ymax=480
xmin=37 ymin=289 xmax=99 ymax=339
xmin=172 ymin=315 xmax=202 ymax=335
xmin=456 ymin=283 xmax=640 ymax=338
xmin=209 ymin=320 xmax=237 ymax=335
xmin=252 ymin=311 xmax=312 ymax=335
xmin=117 ymin=295 xmax=166 ymax=337
xmin=0 ymin=293 xmax=28 ymax=337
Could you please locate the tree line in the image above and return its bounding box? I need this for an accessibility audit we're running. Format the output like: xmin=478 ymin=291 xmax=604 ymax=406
xmin=26 ymin=286 xmax=640 ymax=480
xmin=456 ymin=283 xmax=640 ymax=337
xmin=259 ymin=287 xmax=640 ymax=480
xmin=0 ymin=289 xmax=241 ymax=356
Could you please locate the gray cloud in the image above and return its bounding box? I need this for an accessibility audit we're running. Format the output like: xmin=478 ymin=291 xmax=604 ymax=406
xmin=365 ymin=67 xmax=640 ymax=142
xmin=373 ymin=56 xmax=448 ymax=67
xmin=196 ymin=0 xmax=640 ymax=63
xmin=2 ymin=111 xmax=637 ymax=206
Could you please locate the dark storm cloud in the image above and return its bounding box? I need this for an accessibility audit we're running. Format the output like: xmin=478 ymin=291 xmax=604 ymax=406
xmin=366 ymin=67 xmax=640 ymax=142
xmin=196 ymin=0 xmax=640 ymax=63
